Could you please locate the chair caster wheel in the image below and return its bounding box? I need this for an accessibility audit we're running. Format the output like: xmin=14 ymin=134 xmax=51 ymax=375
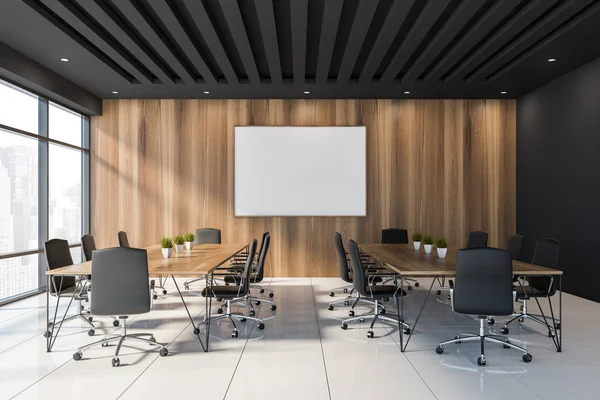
xmin=73 ymin=352 xmax=82 ymax=360
xmin=349 ymin=310 xmax=355 ymax=317
xmin=343 ymin=288 xmax=348 ymax=293
xmin=159 ymin=348 xmax=168 ymax=357
xmin=257 ymin=323 xmax=265 ymax=330
xmin=268 ymin=292 xmax=274 ymax=298
xmin=102 ymin=342 xmax=109 ymax=347
xmin=153 ymin=295 xmax=158 ymax=300
xmin=88 ymin=329 xmax=95 ymax=336
xmin=259 ymin=288 xmax=265 ymax=294
xmin=414 ymin=282 xmax=419 ymax=287
xmin=435 ymin=346 xmax=444 ymax=354
xmin=240 ymin=318 xmax=247 ymax=322
xmin=113 ymin=320 xmax=120 ymax=327
xmin=488 ymin=318 xmax=495 ymax=325
xmin=217 ymin=308 xmax=223 ymax=314
xmin=184 ymin=285 xmax=189 ymax=290
xmin=112 ymin=357 xmax=120 ymax=367
xmin=249 ymin=310 xmax=256 ymax=317
xmin=162 ymin=290 xmax=167 ymax=295
xmin=328 ymin=305 xmax=334 ymax=311
xmin=270 ymin=305 xmax=277 ymax=311
xmin=503 ymin=344 xmax=511 ymax=349
xmin=501 ymin=327 xmax=509 ymax=334
xmin=407 ymin=286 xmax=413 ymax=291
xmin=341 ymin=323 xmax=348 ymax=330
xmin=88 ymin=316 xmax=93 ymax=323
xmin=518 ymin=317 xmax=524 ymax=323
xmin=555 ymin=322 xmax=561 ymax=330
xmin=379 ymin=309 xmax=386 ymax=315
xmin=548 ymin=330 xmax=555 ymax=338
xmin=232 ymin=330 xmax=238 ymax=338
xmin=344 ymin=300 xmax=350 ymax=306
xmin=43 ymin=331 xmax=51 ymax=338
xmin=436 ymin=290 xmax=441 ymax=295
xmin=81 ymin=305 xmax=85 ymax=311
xmin=216 ymin=298 xmax=223 ymax=302
xmin=477 ymin=356 xmax=486 ymax=366
xmin=255 ymin=301 xmax=261 ymax=306
xmin=329 ymin=292 xmax=335 ymax=297
xmin=403 ymin=328 xmax=411 ymax=335
xmin=193 ymin=327 xmax=200 ymax=335
xmin=522 ymin=353 xmax=532 ymax=363
xmin=367 ymin=331 xmax=374 ymax=338
xmin=359 ymin=318 xmax=365 ymax=323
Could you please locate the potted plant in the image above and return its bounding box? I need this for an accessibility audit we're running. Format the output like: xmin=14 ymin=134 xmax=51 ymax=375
xmin=412 ymin=232 xmax=422 ymax=250
xmin=436 ymin=237 xmax=448 ymax=259
xmin=161 ymin=237 xmax=173 ymax=258
xmin=184 ymin=232 xmax=195 ymax=250
xmin=423 ymin=235 xmax=434 ymax=254
xmin=174 ymin=234 xmax=185 ymax=253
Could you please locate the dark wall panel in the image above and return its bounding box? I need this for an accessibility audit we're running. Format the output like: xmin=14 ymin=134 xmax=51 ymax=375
xmin=517 ymin=56 xmax=600 ymax=302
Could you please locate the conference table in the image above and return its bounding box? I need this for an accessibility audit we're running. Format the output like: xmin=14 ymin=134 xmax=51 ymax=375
xmin=359 ymin=244 xmax=564 ymax=353
xmin=44 ymin=243 xmax=248 ymax=353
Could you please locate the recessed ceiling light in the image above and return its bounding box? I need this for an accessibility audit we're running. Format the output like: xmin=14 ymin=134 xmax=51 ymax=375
xmin=60 ymin=58 xmax=69 ymax=62
xmin=203 ymin=91 xmax=210 ymax=94
xmin=548 ymin=58 xmax=556 ymax=62
xmin=303 ymin=91 xmax=310 ymax=94
xmin=404 ymin=91 xmax=410 ymax=94
xmin=112 ymin=91 xmax=118 ymax=94
xmin=501 ymin=91 xmax=507 ymax=94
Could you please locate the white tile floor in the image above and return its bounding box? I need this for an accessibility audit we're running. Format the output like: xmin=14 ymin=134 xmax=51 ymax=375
xmin=0 ymin=277 xmax=595 ymax=400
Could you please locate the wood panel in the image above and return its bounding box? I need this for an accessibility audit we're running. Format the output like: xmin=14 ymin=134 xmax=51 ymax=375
xmin=90 ymin=99 xmax=516 ymax=277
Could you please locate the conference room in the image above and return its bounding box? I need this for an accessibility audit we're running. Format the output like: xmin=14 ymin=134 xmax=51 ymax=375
xmin=0 ymin=1 xmax=599 ymax=399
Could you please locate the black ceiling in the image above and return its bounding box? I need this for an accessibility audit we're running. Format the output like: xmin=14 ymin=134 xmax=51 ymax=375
xmin=1 ymin=0 xmax=600 ymax=102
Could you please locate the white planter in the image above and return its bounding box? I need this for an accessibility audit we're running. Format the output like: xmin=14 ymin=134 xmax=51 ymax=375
xmin=175 ymin=244 xmax=184 ymax=253
xmin=161 ymin=247 xmax=173 ymax=258
xmin=413 ymin=241 xmax=421 ymax=251
xmin=185 ymin=241 xmax=194 ymax=250
xmin=424 ymin=244 xmax=433 ymax=254
xmin=437 ymin=248 xmax=447 ymax=258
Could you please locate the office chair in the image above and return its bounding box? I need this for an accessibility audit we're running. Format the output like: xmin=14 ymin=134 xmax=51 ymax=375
xmin=228 ymin=232 xmax=274 ymax=298
xmin=117 ymin=231 xmax=130 ymax=248
xmin=381 ymin=228 xmax=419 ymax=289
xmin=501 ymin=238 xmax=561 ymax=337
xmin=435 ymin=248 xmax=532 ymax=366
xmin=72 ymin=247 xmax=168 ymax=367
xmin=506 ymin=234 xmax=524 ymax=261
xmin=184 ymin=228 xmax=222 ymax=290
xmin=340 ymin=240 xmax=410 ymax=338
xmin=201 ymin=240 xmax=265 ymax=338
xmin=81 ymin=234 xmax=120 ymax=328
xmin=43 ymin=239 xmax=96 ymax=338
xmin=467 ymin=231 xmax=488 ymax=248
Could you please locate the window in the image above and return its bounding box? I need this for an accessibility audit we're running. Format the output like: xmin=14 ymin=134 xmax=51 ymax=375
xmin=0 ymin=79 xmax=89 ymax=304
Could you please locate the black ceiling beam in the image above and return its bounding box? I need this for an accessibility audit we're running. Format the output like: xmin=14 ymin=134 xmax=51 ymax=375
xmin=181 ymin=0 xmax=238 ymax=85
xmin=337 ymin=0 xmax=379 ymax=83
xmin=381 ymin=0 xmax=454 ymax=83
xmin=220 ymin=0 xmax=260 ymax=84
xmin=444 ymin=0 xmax=559 ymax=83
xmin=423 ymin=0 xmax=520 ymax=82
xmin=467 ymin=0 xmax=594 ymax=82
xmin=402 ymin=0 xmax=487 ymax=82
xmin=358 ymin=0 xmax=414 ymax=84
xmin=147 ymin=0 xmax=216 ymax=85
xmin=77 ymin=0 xmax=173 ymax=84
xmin=111 ymin=0 xmax=195 ymax=84
xmin=488 ymin=0 xmax=600 ymax=82
xmin=315 ymin=0 xmax=344 ymax=84
xmin=290 ymin=0 xmax=308 ymax=85
xmin=255 ymin=0 xmax=282 ymax=84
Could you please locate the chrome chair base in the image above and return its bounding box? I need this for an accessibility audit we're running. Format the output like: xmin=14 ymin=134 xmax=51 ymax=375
xmin=502 ymin=299 xmax=560 ymax=336
xmin=340 ymin=299 xmax=410 ymax=338
xmin=204 ymin=300 xmax=265 ymax=337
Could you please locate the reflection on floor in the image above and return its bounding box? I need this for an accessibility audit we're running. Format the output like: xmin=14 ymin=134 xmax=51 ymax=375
xmin=0 ymin=278 xmax=596 ymax=400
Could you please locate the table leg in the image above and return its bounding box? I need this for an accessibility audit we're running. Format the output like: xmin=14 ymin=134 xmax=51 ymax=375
xmin=171 ymin=275 xmax=207 ymax=352
xmin=399 ymin=276 xmax=436 ymax=352
xmin=46 ymin=276 xmax=79 ymax=352
xmin=558 ymin=275 xmax=563 ymax=352
xmin=205 ymin=273 xmax=213 ymax=352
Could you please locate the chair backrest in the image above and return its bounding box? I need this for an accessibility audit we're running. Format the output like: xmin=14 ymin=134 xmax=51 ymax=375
xmin=334 ymin=232 xmax=352 ymax=283
xmin=453 ymin=248 xmax=514 ymax=316
xmin=348 ymin=239 xmax=368 ymax=296
xmin=81 ymin=234 xmax=96 ymax=262
xmin=194 ymin=228 xmax=221 ymax=244
xmin=239 ymin=239 xmax=257 ymax=296
xmin=381 ymin=228 xmax=409 ymax=244
xmin=90 ymin=247 xmax=150 ymax=316
xmin=45 ymin=239 xmax=75 ymax=294
xmin=528 ymin=238 xmax=561 ymax=296
xmin=506 ymin=234 xmax=524 ymax=261
xmin=117 ymin=231 xmax=130 ymax=248
xmin=253 ymin=233 xmax=270 ymax=283
xmin=466 ymin=231 xmax=488 ymax=248
xmin=257 ymin=231 xmax=268 ymax=260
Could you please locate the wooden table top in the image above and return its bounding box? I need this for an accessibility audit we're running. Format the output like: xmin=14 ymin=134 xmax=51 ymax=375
xmin=359 ymin=244 xmax=563 ymax=277
xmin=46 ymin=244 xmax=247 ymax=277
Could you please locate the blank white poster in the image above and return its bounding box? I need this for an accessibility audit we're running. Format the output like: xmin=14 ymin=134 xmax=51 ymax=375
xmin=235 ymin=126 xmax=366 ymax=216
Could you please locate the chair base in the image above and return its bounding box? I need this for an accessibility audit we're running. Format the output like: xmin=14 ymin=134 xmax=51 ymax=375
xmin=502 ymin=299 xmax=560 ymax=337
xmin=204 ymin=299 xmax=265 ymax=336
xmin=340 ymin=299 xmax=410 ymax=338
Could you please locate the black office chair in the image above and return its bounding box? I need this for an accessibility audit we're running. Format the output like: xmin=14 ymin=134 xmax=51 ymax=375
xmin=435 ymin=248 xmax=532 ymax=366
xmin=43 ymin=239 xmax=95 ymax=338
xmin=381 ymin=228 xmax=419 ymax=289
xmin=506 ymin=234 xmax=524 ymax=261
xmin=340 ymin=240 xmax=410 ymax=338
xmin=467 ymin=231 xmax=488 ymax=248
xmin=117 ymin=231 xmax=130 ymax=248
xmin=201 ymin=240 xmax=265 ymax=338
xmin=501 ymin=238 xmax=561 ymax=337
xmin=228 ymin=232 xmax=274 ymax=298
xmin=72 ymin=247 xmax=168 ymax=367
xmin=184 ymin=228 xmax=222 ymax=289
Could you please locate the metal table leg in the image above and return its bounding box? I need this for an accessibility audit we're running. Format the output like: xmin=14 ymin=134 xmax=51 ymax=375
xmin=398 ymin=275 xmax=436 ymax=352
xmin=46 ymin=276 xmax=79 ymax=352
xmin=171 ymin=275 xmax=207 ymax=352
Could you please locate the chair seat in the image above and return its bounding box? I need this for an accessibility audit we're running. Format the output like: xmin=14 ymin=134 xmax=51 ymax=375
xmin=201 ymin=285 xmax=243 ymax=299
xmin=369 ymin=285 xmax=406 ymax=298
xmin=516 ymin=285 xmax=549 ymax=299
xmin=223 ymin=273 xmax=258 ymax=284
xmin=50 ymin=285 xmax=88 ymax=300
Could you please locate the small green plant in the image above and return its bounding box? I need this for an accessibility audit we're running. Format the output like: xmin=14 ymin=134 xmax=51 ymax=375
xmin=173 ymin=235 xmax=185 ymax=245
xmin=184 ymin=232 xmax=195 ymax=242
xmin=412 ymin=232 xmax=423 ymax=242
xmin=423 ymin=235 xmax=434 ymax=245
xmin=161 ymin=237 xmax=173 ymax=248
xmin=435 ymin=237 xmax=448 ymax=248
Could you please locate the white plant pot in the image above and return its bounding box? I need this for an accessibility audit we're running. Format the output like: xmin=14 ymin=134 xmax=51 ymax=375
xmin=185 ymin=241 xmax=194 ymax=250
xmin=437 ymin=248 xmax=447 ymax=258
xmin=161 ymin=248 xmax=172 ymax=258
xmin=424 ymin=244 xmax=433 ymax=254
xmin=175 ymin=244 xmax=184 ymax=253
xmin=413 ymin=241 xmax=421 ymax=250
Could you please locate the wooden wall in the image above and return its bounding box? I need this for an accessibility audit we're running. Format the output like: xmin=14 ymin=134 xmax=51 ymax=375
xmin=90 ymin=99 xmax=516 ymax=277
